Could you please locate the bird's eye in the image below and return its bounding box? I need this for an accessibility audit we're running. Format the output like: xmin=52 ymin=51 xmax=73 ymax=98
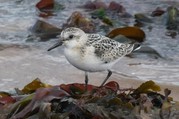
xmin=69 ymin=35 xmax=74 ymax=39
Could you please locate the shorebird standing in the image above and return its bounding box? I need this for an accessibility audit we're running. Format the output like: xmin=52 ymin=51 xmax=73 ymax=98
xmin=48 ymin=27 xmax=140 ymax=88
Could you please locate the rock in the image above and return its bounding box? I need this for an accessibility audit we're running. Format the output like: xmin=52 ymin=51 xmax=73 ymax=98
xmin=62 ymin=11 xmax=96 ymax=33
xmin=30 ymin=20 xmax=62 ymax=41
xmin=106 ymin=26 xmax=146 ymax=43
xmin=108 ymin=1 xmax=125 ymax=13
xmin=82 ymin=0 xmax=107 ymax=10
xmin=134 ymin=13 xmax=153 ymax=23
xmin=151 ymin=7 xmax=165 ymax=17
xmin=134 ymin=13 xmax=153 ymax=28
xmin=166 ymin=6 xmax=179 ymax=30
xmin=165 ymin=30 xmax=177 ymax=38
xmin=36 ymin=0 xmax=54 ymax=10
xmin=36 ymin=0 xmax=65 ymax=18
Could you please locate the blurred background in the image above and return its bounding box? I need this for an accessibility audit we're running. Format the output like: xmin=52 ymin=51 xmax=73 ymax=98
xmin=0 ymin=0 xmax=179 ymax=93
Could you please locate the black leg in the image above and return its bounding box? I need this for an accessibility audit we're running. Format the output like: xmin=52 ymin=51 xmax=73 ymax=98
xmin=100 ymin=70 xmax=112 ymax=87
xmin=85 ymin=72 xmax=88 ymax=91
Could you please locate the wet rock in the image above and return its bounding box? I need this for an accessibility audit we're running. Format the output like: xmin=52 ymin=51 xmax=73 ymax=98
xmin=102 ymin=17 xmax=113 ymax=26
xmin=134 ymin=20 xmax=145 ymax=27
xmin=36 ymin=0 xmax=54 ymax=10
xmin=62 ymin=11 xmax=96 ymax=33
xmin=90 ymin=8 xmax=130 ymax=29
xmin=108 ymin=1 xmax=131 ymax=18
xmin=106 ymin=26 xmax=146 ymax=43
xmin=90 ymin=8 xmax=114 ymax=27
xmin=134 ymin=13 xmax=153 ymax=23
xmin=36 ymin=0 xmax=55 ymax=17
xmin=151 ymin=7 xmax=165 ymax=17
xmin=91 ymin=8 xmax=106 ymax=19
xmin=165 ymin=30 xmax=177 ymax=38
xmin=108 ymin=1 xmax=125 ymax=13
xmin=30 ymin=20 xmax=62 ymax=41
xmin=82 ymin=0 xmax=107 ymax=10
xmin=82 ymin=1 xmax=131 ymax=29
xmin=147 ymin=26 xmax=153 ymax=32
xmin=166 ymin=6 xmax=179 ymax=30
xmin=36 ymin=0 xmax=65 ymax=18
xmin=134 ymin=14 xmax=153 ymax=28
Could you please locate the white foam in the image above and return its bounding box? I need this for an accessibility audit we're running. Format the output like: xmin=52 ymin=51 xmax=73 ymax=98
xmin=1 ymin=78 xmax=14 ymax=82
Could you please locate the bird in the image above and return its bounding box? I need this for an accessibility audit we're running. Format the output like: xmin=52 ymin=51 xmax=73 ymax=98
xmin=48 ymin=27 xmax=140 ymax=89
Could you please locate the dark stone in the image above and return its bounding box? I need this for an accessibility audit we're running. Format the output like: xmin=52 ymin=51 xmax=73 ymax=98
xmin=30 ymin=20 xmax=62 ymax=41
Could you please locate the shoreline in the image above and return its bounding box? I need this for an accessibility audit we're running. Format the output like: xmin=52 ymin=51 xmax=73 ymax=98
xmin=0 ymin=46 xmax=178 ymax=101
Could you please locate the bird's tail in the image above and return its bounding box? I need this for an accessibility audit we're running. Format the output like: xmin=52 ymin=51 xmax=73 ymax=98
xmin=133 ymin=43 xmax=141 ymax=51
xmin=126 ymin=43 xmax=141 ymax=55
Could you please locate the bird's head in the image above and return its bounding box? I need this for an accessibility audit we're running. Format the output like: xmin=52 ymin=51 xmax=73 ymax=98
xmin=48 ymin=27 xmax=87 ymax=51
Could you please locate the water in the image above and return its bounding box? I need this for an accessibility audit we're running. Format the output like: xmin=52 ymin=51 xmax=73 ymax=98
xmin=0 ymin=0 xmax=179 ymax=91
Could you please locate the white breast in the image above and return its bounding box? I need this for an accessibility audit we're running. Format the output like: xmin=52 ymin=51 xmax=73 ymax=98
xmin=64 ymin=46 xmax=115 ymax=72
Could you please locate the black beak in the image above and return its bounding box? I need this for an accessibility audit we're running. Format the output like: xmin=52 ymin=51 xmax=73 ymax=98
xmin=47 ymin=40 xmax=63 ymax=51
